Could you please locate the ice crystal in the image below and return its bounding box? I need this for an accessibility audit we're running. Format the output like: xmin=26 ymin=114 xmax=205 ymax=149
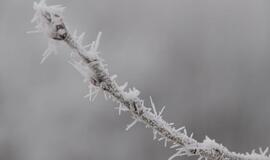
xmin=84 ymin=84 xmax=99 ymax=102
xmin=115 ymin=103 xmax=128 ymax=115
xmin=125 ymin=87 xmax=140 ymax=99
xmin=126 ymin=119 xmax=138 ymax=131
xmin=150 ymin=96 xmax=157 ymax=116
xmin=119 ymin=82 xmax=128 ymax=91
xmin=40 ymin=40 xmax=58 ymax=63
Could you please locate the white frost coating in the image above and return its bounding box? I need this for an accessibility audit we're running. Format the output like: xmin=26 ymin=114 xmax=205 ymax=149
xmin=30 ymin=0 xmax=66 ymax=63
xmin=31 ymin=1 xmax=270 ymax=160
xmin=69 ymin=31 xmax=103 ymax=102
xmin=31 ymin=0 xmax=65 ymax=34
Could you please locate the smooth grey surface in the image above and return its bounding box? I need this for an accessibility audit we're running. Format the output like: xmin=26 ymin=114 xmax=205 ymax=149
xmin=0 ymin=0 xmax=270 ymax=160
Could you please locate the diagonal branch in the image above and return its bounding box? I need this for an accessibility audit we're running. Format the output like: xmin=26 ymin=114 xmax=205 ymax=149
xmin=30 ymin=1 xmax=270 ymax=160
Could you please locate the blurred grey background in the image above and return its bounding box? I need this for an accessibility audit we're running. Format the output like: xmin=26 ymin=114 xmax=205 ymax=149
xmin=0 ymin=0 xmax=270 ymax=160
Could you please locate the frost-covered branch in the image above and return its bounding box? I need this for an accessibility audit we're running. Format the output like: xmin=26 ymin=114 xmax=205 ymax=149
xmin=30 ymin=1 xmax=270 ymax=160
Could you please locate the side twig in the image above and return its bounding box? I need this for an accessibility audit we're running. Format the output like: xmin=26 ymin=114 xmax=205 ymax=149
xmin=30 ymin=1 xmax=270 ymax=160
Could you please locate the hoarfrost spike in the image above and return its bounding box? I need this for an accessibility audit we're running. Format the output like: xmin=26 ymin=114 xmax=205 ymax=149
xmin=115 ymin=104 xmax=128 ymax=115
xmin=183 ymin=128 xmax=187 ymax=135
xmin=84 ymin=85 xmax=99 ymax=102
xmin=126 ymin=119 xmax=138 ymax=131
xmin=175 ymin=126 xmax=185 ymax=133
xmin=41 ymin=41 xmax=57 ymax=63
xmin=150 ymin=96 xmax=157 ymax=116
xmin=169 ymin=149 xmax=187 ymax=160
xmin=119 ymin=82 xmax=128 ymax=91
xmin=126 ymin=88 xmax=140 ymax=99
xmin=190 ymin=132 xmax=193 ymax=138
xmin=77 ymin=32 xmax=85 ymax=44
xmin=170 ymin=144 xmax=180 ymax=149
xmin=94 ymin=32 xmax=102 ymax=51
xmin=103 ymin=91 xmax=108 ymax=100
xmin=69 ymin=60 xmax=88 ymax=79
xmin=110 ymin=74 xmax=117 ymax=80
xmin=164 ymin=138 xmax=168 ymax=147
xmin=159 ymin=137 xmax=165 ymax=141
xmin=83 ymin=43 xmax=91 ymax=50
xmin=153 ymin=130 xmax=158 ymax=140
xmin=158 ymin=105 xmax=166 ymax=117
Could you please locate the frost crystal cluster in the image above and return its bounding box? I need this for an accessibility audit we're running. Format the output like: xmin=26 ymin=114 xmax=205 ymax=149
xmin=30 ymin=1 xmax=270 ymax=160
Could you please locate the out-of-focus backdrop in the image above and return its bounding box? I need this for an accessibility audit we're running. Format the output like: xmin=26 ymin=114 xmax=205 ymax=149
xmin=0 ymin=0 xmax=270 ymax=160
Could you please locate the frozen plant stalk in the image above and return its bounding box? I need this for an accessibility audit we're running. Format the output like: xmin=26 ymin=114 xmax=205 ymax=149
xmin=30 ymin=1 xmax=270 ymax=160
